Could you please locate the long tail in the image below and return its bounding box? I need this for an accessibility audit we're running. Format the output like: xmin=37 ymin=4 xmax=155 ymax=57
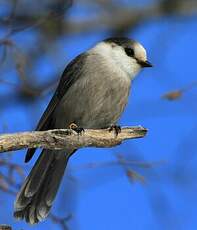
xmin=14 ymin=149 xmax=71 ymax=224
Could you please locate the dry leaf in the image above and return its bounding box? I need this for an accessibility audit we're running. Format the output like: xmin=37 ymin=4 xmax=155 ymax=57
xmin=162 ymin=90 xmax=182 ymax=101
xmin=126 ymin=169 xmax=146 ymax=184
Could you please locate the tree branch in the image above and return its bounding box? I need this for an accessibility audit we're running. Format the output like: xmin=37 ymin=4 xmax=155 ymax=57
xmin=0 ymin=225 xmax=12 ymax=230
xmin=0 ymin=126 xmax=147 ymax=153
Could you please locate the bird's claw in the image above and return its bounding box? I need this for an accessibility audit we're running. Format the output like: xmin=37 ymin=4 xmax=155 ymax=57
xmin=68 ymin=123 xmax=84 ymax=135
xmin=109 ymin=125 xmax=121 ymax=136
xmin=73 ymin=127 xmax=85 ymax=135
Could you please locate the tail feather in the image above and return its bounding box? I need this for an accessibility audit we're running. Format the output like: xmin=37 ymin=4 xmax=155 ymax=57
xmin=25 ymin=152 xmax=54 ymax=197
xmin=14 ymin=152 xmax=53 ymax=211
xmin=14 ymin=149 xmax=70 ymax=224
xmin=25 ymin=148 xmax=36 ymax=163
xmin=45 ymin=158 xmax=68 ymax=206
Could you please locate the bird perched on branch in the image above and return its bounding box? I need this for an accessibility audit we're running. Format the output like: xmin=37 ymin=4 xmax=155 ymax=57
xmin=14 ymin=37 xmax=152 ymax=224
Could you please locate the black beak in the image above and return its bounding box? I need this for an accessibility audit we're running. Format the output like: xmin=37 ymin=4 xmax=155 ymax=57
xmin=138 ymin=60 xmax=153 ymax=68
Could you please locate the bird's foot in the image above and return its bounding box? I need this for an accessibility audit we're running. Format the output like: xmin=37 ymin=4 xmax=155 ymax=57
xmin=109 ymin=125 xmax=121 ymax=136
xmin=68 ymin=123 xmax=84 ymax=135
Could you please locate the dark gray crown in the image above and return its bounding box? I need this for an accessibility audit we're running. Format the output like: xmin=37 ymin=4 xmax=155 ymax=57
xmin=104 ymin=37 xmax=136 ymax=48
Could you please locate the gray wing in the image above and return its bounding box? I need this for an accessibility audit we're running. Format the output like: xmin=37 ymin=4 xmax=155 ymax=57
xmin=25 ymin=53 xmax=88 ymax=162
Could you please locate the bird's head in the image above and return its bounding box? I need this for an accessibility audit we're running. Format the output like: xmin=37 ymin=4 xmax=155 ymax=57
xmin=92 ymin=37 xmax=152 ymax=80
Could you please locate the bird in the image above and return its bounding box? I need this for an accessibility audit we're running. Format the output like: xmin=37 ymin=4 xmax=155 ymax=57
xmin=14 ymin=37 xmax=152 ymax=224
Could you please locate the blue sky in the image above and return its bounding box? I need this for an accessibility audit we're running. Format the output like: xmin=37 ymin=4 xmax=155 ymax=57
xmin=0 ymin=1 xmax=197 ymax=229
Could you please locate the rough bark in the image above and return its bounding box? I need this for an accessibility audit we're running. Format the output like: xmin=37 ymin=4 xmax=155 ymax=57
xmin=0 ymin=126 xmax=147 ymax=153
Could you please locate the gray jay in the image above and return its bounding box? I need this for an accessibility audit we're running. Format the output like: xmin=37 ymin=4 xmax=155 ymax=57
xmin=14 ymin=37 xmax=152 ymax=224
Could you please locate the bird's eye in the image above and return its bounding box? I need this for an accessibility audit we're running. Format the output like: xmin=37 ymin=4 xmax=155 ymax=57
xmin=125 ymin=48 xmax=134 ymax=57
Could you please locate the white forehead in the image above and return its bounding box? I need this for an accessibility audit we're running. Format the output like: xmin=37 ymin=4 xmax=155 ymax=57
xmin=133 ymin=42 xmax=147 ymax=61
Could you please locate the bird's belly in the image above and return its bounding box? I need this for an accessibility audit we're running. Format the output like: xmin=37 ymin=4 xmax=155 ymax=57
xmin=54 ymin=74 xmax=130 ymax=129
xmin=81 ymin=87 xmax=130 ymax=128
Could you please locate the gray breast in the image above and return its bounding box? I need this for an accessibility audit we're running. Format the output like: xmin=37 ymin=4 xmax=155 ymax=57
xmin=54 ymin=54 xmax=131 ymax=129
